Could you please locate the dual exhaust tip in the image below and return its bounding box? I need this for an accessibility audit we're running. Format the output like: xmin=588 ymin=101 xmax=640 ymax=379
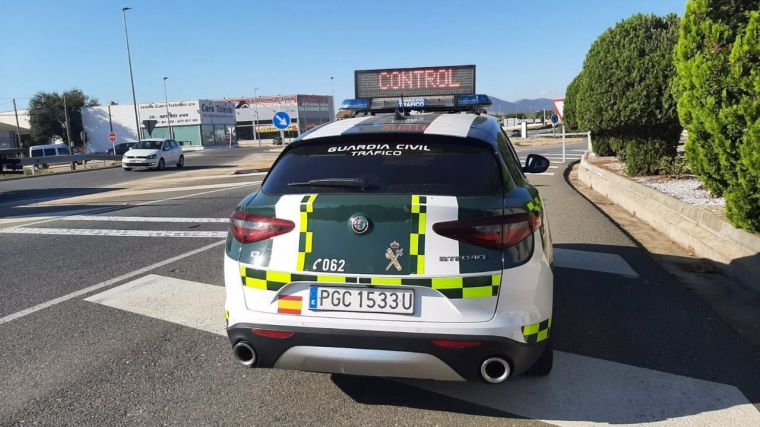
xmin=234 ymin=341 xmax=511 ymax=384
xmin=480 ymin=357 xmax=511 ymax=383
xmin=233 ymin=342 xmax=256 ymax=367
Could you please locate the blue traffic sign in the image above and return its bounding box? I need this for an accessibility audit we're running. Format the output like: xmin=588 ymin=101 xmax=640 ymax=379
xmin=272 ymin=111 xmax=291 ymax=130
xmin=551 ymin=114 xmax=559 ymax=125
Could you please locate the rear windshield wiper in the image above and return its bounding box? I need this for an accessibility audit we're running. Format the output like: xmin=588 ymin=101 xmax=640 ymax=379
xmin=287 ymin=178 xmax=373 ymax=190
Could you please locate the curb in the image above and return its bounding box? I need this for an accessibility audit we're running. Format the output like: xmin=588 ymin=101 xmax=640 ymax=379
xmin=578 ymin=152 xmax=760 ymax=293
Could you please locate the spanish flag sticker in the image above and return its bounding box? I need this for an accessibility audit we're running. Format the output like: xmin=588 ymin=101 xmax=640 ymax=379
xmin=277 ymin=295 xmax=302 ymax=315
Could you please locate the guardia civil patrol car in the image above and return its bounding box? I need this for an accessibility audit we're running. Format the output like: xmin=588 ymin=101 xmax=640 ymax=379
xmin=224 ymin=92 xmax=553 ymax=383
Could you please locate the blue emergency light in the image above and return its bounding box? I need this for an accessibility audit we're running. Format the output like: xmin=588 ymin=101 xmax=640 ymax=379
xmin=341 ymin=94 xmax=491 ymax=112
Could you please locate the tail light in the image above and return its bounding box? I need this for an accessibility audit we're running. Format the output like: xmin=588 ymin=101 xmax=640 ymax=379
xmin=230 ymin=210 xmax=295 ymax=243
xmin=432 ymin=213 xmax=541 ymax=250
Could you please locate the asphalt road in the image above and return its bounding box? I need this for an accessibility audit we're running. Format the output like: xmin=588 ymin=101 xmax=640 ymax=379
xmin=1 ymin=145 xmax=758 ymax=426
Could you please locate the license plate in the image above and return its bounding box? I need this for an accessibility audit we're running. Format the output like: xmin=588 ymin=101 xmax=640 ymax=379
xmin=309 ymin=286 xmax=414 ymax=314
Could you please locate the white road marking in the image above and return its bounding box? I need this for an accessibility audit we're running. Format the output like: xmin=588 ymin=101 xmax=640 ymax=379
xmin=549 ymin=166 xmax=559 ymax=169
xmin=107 ymin=182 xmax=253 ymax=196
xmin=86 ymin=274 xmax=760 ymax=426
xmin=85 ymin=274 xmax=225 ymax=335
xmin=535 ymin=172 xmax=555 ymax=176
xmin=0 ymin=228 xmax=227 ymax=238
xmin=554 ymin=248 xmax=639 ymax=277
xmin=62 ymin=215 xmax=229 ymax=223
xmin=0 ymin=241 xmax=225 ymax=326
xmin=407 ymin=353 xmax=760 ymax=426
xmin=1 ymin=182 xmax=259 ymax=230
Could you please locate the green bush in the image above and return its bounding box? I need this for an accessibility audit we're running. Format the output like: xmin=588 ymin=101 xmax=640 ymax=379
xmin=624 ymin=137 xmax=676 ymax=175
xmin=565 ymin=14 xmax=682 ymax=172
xmin=673 ymin=1 xmax=760 ymax=231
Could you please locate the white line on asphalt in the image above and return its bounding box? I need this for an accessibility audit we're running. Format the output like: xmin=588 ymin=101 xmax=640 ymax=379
xmin=535 ymin=172 xmax=555 ymax=176
xmin=85 ymin=274 xmax=225 ymax=335
xmin=554 ymin=248 xmax=639 ymax=277
xmin=1 ymin=182 xmax=260 ymax=230
xmin=62 ymin=215 xmax=229 ymax=223
xmin=0 ymin=241 xmax=225 ymax=326
xmin=549 ymin=166 xmax=559 ymax=169
xmin=86 ymin=274 xmax=760 ymax=426
xmin=0 ymin=228 xmax=227 ymax=238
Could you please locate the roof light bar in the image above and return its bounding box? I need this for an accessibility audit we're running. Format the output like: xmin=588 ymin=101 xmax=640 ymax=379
xmin=457 ymin=94 xmax=492 ymax=106
xmin=340 ymin=98 xmax=370 ymax=110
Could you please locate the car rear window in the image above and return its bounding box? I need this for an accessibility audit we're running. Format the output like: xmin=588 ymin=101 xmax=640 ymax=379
xmin=263 ymin=135 xmax=503 ymax=196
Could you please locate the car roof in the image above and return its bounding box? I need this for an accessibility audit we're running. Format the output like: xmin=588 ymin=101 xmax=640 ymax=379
xmin=294 ymin=112 xmax=501 ymax=147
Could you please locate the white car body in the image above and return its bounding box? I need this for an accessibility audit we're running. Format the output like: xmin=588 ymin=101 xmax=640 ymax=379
xmin=122 ymin=138 xmax=184 ymax=170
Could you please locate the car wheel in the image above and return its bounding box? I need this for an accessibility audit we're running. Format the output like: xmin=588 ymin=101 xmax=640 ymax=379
xmin=123 ymin=167 xmax=132 ymax=171
xmin=157 ymin=158 xmax=165 ymax=171
xmin=177 ymin=155 xmax=184 ymax=168
xmin=523 ymin=339 xmax=553 ymax=376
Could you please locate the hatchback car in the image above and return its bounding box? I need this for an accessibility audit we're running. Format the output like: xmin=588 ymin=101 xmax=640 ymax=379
xmin=224 ymin=111 xmax=553 ymax=383
xmin=122 ymin=138 xmax=184 ymax=171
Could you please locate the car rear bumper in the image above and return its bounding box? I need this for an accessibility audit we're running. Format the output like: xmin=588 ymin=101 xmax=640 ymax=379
xmin=226 ymin=323 xmax=546 ymax=381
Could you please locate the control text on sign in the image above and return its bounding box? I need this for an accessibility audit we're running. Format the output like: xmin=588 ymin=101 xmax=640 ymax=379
xmin=355 ymin=65 xmax=475 ymax=98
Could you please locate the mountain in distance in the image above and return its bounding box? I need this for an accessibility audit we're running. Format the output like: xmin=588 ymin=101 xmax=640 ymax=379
xmin=486 ymin=96 xmax=554 ymax=114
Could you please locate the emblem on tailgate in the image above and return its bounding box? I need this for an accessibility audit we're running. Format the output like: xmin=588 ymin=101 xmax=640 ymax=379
xmin=385 ymin=241 xmax=404 ymax=271
xmin=350 ymin=215 xmax=370 ymax=234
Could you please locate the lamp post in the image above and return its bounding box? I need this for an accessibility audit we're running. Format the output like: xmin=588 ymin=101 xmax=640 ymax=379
xmin=254 ymin=87 xmax=260 ymax=148
xmin=163 ymin=76 xmax=172 ymax=139
xmin=121 ymin=7 xmax=141 ymax=140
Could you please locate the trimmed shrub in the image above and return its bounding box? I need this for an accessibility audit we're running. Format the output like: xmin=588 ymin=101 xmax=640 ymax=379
xmin=565 ymin=14 xmax=682 ymax=170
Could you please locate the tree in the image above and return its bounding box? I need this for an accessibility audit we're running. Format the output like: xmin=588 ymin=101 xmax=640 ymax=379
xmin=566 ymin=14 xmax=682 ymax=173
xmin=672 ymin=0 xmax=756 ymax=193
xmin=28 ymin=89 xmax=99 ymax=147
xmin=723 ymin=10 xmax=760 ymax=230
xmin=563 ymin=72 xmax=584 ymax=131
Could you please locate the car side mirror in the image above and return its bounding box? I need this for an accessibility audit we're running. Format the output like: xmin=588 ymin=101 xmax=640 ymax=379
xmin=522 ymin=154 xmax=550 ymax=174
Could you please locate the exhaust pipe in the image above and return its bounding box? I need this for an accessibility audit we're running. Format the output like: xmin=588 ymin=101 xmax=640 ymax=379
xmin=233 ymin=342 xmax=257 ymax=367
xmin=480 ymin=357 xmax=511 ymax=383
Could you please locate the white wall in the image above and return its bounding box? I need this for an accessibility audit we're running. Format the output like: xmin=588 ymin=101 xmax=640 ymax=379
xmin=81 ymin=105 xmax=139 ymax=153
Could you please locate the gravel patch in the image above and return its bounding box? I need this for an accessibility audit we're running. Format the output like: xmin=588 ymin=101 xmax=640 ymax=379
xmin=633 ymin=176 xmax=726 ymax=208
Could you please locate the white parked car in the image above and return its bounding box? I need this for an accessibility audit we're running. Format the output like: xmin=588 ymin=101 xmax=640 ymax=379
xmin=122 ymin=138 xmax=184 ymax=171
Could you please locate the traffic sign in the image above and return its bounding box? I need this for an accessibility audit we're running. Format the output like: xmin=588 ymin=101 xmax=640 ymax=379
xmin=108 ymin=132 xmax=117 ymax=143
xmin=552 ymin=98 xmax=565 ymax=121
xmin=143 ymin=119 xmax=158 ymax=136
xmin=272 ymin=111 xmax=291 ymax=130
xmin=551 ymin=114 xmax=559 ymax=125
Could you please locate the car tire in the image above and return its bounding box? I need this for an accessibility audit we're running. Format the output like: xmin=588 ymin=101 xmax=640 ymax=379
xmin=524 ymin=339 xmax=553 ymax=376
xmin=123 ymin=167 xmax=132 ymax=171
xmin=157 ymin=158 xmax=165 ymax=171
xmin=177 ymin=155 xmax=184 ymax=168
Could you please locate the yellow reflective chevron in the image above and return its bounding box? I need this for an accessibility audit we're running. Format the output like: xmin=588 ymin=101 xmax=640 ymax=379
xmin=409 ymin=195 xmax=427 ymax=274
xmin=297 ymin=194 xmax=318 ymax=270
xmin=239 ymin=266 xmax=502 ymax=300
xmin=521 ymin=318 xmax=551 ymax=343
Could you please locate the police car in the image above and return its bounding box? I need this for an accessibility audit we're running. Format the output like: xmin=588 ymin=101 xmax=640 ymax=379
xmin=225 ymin=66 xmax=553 ymax=383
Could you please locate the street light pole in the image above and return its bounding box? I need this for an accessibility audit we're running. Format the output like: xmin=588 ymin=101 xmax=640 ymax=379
xmin=163 ymin=76 xmax=172 ymax=139
xmin=254 ymin=87 xmax=260 ymax=148
xmin=122 ymin=7 xmax=141 ymax=140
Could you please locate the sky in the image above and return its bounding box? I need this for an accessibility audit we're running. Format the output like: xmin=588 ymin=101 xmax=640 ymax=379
xmin=0 ymin=0 xmax=687 ymax=110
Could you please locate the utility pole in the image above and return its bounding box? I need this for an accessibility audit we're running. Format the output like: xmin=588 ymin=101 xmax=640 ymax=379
xmin=63 ymin=94 xmax=74 ymax=170
xmin=163 ymin=76 xmax=172 ymax=139
xmin=12 ymin=98 xmax=22 ymax=149
xmin=122 ymin=7 xmax=141 ymax=140
xmin=254 ymin=87 xmax=260 ymax=148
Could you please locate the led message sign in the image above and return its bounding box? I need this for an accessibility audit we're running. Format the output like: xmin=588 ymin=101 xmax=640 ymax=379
xmin=355 ymin=65 xmax=476 ymax=98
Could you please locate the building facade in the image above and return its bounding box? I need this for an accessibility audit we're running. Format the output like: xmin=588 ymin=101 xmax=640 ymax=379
xmin=81 ymin=99 xmax=236 ymax=152
xmin=230 ymin=95 xmax=334 ymax=141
